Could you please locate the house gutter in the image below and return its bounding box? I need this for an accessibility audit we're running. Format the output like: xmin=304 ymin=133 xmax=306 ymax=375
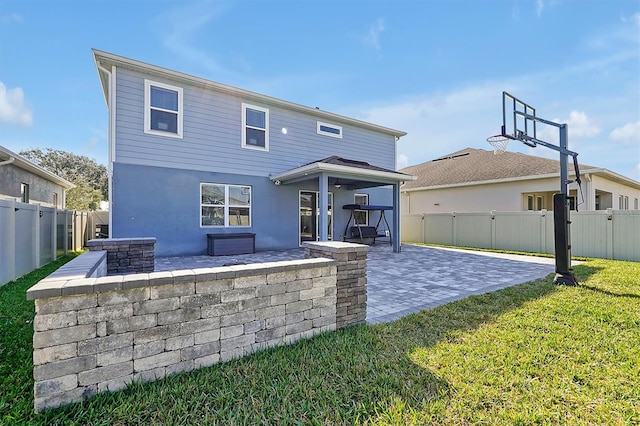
xmin=0 ymin=156 xmax=15 ymax=166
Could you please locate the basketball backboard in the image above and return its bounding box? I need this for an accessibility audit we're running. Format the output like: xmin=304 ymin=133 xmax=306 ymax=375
xmin=502 ymin=91 xmax=537 ymax=146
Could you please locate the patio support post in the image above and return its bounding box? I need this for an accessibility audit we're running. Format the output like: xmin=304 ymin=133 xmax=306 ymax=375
xmin=392 ymin=183 xmax=401 ymax=252
xmin=318 ymin=172 xmax=329 ymax=241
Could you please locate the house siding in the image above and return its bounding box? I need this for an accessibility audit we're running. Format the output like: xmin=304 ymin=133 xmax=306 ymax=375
xmin=113 ymin=68 xmax=397 ymax=176
xmin=112 ymin=163 xmax=393 ymax=257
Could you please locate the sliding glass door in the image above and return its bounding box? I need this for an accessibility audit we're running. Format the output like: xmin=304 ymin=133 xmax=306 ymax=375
xmin=299 ymin=191 xmax=333 ymax=245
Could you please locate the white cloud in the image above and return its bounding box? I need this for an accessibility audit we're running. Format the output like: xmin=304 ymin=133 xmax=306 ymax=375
xmin=609 ymin=120 xmax=640 ymax=144
xmin=363 ymin=18 xmax=385 ymax=51
xmin=566 ymin=111 xmax=600 ymax=138
xmin=536 ymin=0 xmax=544 ymax=17
xmin=0 ymin=12 xmax=22 ymax=24
xmin=0 ymin=82 xmax=32 ymax=127
xmin=396 ymin=153 xmax=408 ymax=170
xmin=156 ymin=1 xmax=232 ymax=77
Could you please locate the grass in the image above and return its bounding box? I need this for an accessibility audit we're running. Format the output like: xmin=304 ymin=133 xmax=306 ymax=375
xmin=1 ymin=254 xmax=638 ymax=425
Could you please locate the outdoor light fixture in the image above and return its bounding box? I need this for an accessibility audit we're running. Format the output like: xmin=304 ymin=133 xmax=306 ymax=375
xmin=334 ymin=179 xmax=342 ymax=188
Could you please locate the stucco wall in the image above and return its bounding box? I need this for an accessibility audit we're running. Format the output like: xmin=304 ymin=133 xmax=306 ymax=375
xmin=113 ymin=162 xmax=393 ymax=256
xmin=401 ymin=174 xmax=640 ymax=214
xmin=0 ymin=163 xmax=65 ymax=207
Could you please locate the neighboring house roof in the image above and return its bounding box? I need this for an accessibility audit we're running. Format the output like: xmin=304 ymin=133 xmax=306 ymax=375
xmin=400 ymin=147 xmax=640 ymax=191
xmin=0 ymin=145 xmax=75 ymax=189
xmin=271 ymin=156 xmax=416 ymax=189
xmin=92 ymin=49 xmax=407 ymax=139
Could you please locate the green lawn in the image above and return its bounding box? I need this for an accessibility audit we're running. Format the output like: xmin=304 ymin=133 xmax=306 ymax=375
xmin=1 ymin=254 xmax=638 ymax=425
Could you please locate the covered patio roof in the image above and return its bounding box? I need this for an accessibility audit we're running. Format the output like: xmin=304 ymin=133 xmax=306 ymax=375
xmin=270 ymin=156 xmax=415 ymax=189
xmin=270 ymin=156 xmax=416 ymax=252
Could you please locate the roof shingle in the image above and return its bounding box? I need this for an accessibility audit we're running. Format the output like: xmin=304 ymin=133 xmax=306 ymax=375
xmin=400 ymin=148 xmax=595 ymax=189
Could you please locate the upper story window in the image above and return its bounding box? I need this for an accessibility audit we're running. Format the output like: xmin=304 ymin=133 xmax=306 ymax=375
xmin=53 ymin=193 xmax=58 ymax=208
xmin=201 ymin=183 xmax=251 ymax=227
xmin=317 ymin=121 xmax=342 ymax=139
xmin=242 ymin=103 xmax=269 ymax=151
xmin=20 ymin=183 xmax=29 ymax=203
xmin=144 ymin=80 xmax=183 ymax=138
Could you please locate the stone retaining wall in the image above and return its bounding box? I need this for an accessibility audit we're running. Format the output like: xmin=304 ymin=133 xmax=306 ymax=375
xmin=86 ymin=238 xmax=155 ymax=275
xmin=303 ymin=241 xmax=368 ymax=328
xmin=27 ymin=257 xmax=337 ymax=411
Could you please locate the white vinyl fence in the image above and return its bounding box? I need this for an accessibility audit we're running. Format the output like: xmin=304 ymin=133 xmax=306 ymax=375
xmin=0 ymin=199 xmax=109 ymax=286
xmin=402 ymin=209 xmax=640 ymax=262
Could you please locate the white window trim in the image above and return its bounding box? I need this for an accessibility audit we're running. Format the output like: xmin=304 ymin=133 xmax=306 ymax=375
xmin=354 ymin=193 xmax=369 ymax=226
xmin=242 ymin=103 xmax=269 ymax=151
xmin=317 ymin=121 xmax=343 ymax=139
xmin=144 ymin=79 xmax=183 ymax=139
xmin=200 ymin=183 xmax=252 ymax=228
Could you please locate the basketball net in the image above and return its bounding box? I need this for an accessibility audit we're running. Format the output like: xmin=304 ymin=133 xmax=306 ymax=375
xmin=486 ymin=135 xmax=510 ymax=155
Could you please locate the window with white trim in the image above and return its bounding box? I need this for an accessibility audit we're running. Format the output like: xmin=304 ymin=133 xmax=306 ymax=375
xmin=354 ymin=194 xmax=369 ymax=225
xmin=20 ymin=183 xmax=29 ymax=203
xmin=634 ymin=198 xmax=639 ymax=210
xmin=317 ymin=121 xmax=342 ymax=139
xmin=144 ymin=80 xmax=183 ymax=138
xmin=242 ymin=103 xmax=269 ymax=151
xmin=201 ymin=183 xmax=251 ymax=227
xmin=535 ymin=196 xmax=543 ymax=211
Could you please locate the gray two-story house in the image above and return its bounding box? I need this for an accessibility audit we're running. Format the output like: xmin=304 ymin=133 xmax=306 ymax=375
xmin=93 ymin=50 xmax=413 ymax=256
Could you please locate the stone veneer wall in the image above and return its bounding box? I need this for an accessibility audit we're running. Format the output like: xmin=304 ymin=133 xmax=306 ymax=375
xmin=27 ymin=257 xmax=338 ymax=412
xmin=302 ymin=241 xmax=368 ymax=328
xmin=86 ymin=238 xmax=155 ymax=275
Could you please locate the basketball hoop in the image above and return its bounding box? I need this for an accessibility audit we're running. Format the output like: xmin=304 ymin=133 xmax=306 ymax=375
xmin=486 ymin=135 xmax=510 ymax=155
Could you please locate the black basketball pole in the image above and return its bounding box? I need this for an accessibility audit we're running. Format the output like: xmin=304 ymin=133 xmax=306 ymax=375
xmin=512 ymin=115 xmax=580 ymax=286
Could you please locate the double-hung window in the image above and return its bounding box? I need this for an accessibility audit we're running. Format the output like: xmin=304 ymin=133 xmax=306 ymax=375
xmin=201 ymin=183 xmax=251 ymax=227
xmin=354 ymin=194 xmax=369 ymax=225
xmin=242 ymin=103 xmax=269 ymax=151
xmin=144 ymin=80 xmax=183 ymax=138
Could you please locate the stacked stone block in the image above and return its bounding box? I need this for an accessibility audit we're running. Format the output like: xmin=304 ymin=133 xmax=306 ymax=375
xmin=86 ymin=238 xmax=155 ymax=275
xmin=28 ymin=257 xmax=337 ymax=411
xmin=303 ymin=241 xmax=369 ymax=328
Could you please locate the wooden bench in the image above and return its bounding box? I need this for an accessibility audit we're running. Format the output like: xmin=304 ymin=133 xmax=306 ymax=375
xmin=207 ymin=233 xmax=255 ymax=256
xmin=348 ymin=226 xmax=390 ymax=245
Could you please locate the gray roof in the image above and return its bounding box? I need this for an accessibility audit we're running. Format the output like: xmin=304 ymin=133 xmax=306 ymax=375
xmin=302 ymin=156 xmax=405 ymax=175
xmin=400 ymin=148 xmax=598 ymax=190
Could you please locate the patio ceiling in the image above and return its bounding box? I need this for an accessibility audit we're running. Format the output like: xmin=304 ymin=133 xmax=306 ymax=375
xmin=269 ymin=156 xmax=416 ymax=189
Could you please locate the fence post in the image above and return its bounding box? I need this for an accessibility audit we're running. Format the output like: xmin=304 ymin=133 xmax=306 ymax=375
xmin=34 ymin=204 xmax=41 ymax=269
xmin=52 ymin=207 xmax=57 ymax=261
xmin=606 ymin=208 xmax=613 ymax=259
xmin=452 ymin=211 xmax=457 ymax=246
xmin=490 ymin=210 xmax=496 ymax=249
xmin=64 ymin=210 xmax=69 ymax=255
xmin=7 ymin=199 xmax=16 ymax=282
xmin=540 ymin=209 xmax=547 ymax=254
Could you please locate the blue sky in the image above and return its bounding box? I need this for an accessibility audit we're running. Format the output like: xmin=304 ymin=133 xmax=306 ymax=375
xmin=1 ymin=0 xmax=639 ymax=180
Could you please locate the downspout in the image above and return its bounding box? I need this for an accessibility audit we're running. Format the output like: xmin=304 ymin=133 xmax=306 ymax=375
xmin=96 ymin=62 xmax=115 ymax=238
xmin=0 ymin=156 xmax=15 ymax=166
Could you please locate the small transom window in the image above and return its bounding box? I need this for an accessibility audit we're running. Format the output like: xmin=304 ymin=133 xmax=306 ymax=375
xmin=317 ymin=121 xmax=342 ymax=139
